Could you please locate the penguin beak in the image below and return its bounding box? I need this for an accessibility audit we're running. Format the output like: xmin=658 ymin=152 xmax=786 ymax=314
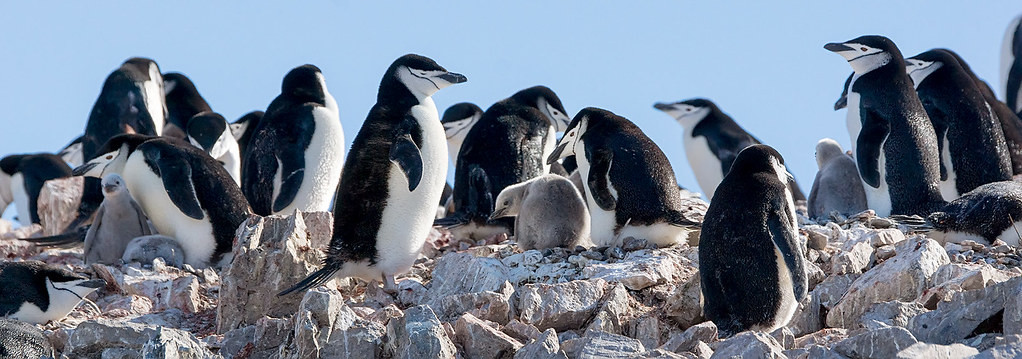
xmin=77 ymin=279 xmax=106 ymax=289
xmin=547 ymin=142 xmax=569 ymax=165
xmin=834 ymin=94 xmax=847 ymax=110
xmin=436 ymin=72 xmax=467 ymax=84
xmin=72 ymin=162 xmax=98 ymax=177
xmin=824 ymin=43 xmax=854 ymax=53
xmin=489 ymin=208 xmax=506 ymax=220
xmin=653 ymin=103 xmax=674 ymax=111
xmin=103 ymin=184 xmax=119 ymax=193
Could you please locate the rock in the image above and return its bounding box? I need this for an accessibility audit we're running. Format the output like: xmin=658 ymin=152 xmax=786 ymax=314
xmin=806 ymin=228 xmax=829 ymax=250
xmin=793 ymin=328 xmax=849 ymax=348
xmin=435 ymin=281 xmax=514 ymax=324
xmin=788 ymin=294 xmax=823 ymax=336
xmin=0 ymin=223 xmax=41 ymax=240
xmin=859 ymin=300 xmax=927 ymax=330
xmin=454 ymin=313 xmax=523 ymax=359
xmin=565 ymin=330 xmax=645 ymax=359
xmin=503 ymin=320 xmax=543 ymax=343
xmin=663 ymin=274 xmax=703 ymax=328
xmin=622 ymin=237 xmax=649 ymax=252
xmin=924 ymin=263 xmax=1018 ymax=308
xmin=217 ymin=212 xmax=324 ymax=333
xmin=806 ymin=262 xmax=826 ymax=290
xmin=894 ymin=342 xmax=978 ymax=359
xmin=640 ymin=349 xmax=691 ymax=359
xmin=710 ymin=331 xmax=785 ymax=359
xmin=219 ymin=325 xmax=256 ymax=359
xmin=659 ymin=321 xmax=717 ymax=354
xmin=831 ymin=235 xmax=873 ymax=275
xmin=909 ymin=277 xmax=1022 ymax=344
xmin=65 ymin=319 xmax=212 ymax=358
xmin=587 ymin=283 xmax=635 ymax=335
xmin=518 ymin=279 xmax=608 ymax=332
xmin=875 ymin=245 xmax=896 ymax=261
xmin=827 ymin=237 xmax=949 ymax=328
xmin=771 ymin=327 xmax=796 ymax=350
xmin=384 ymin=305 xmax=457 ymax=359
xmin=426 ymin=252 xmax=512 ymax=308
xmin=815 ymin=274 xmax=859 ymax=309
xmin=101 ymin=295 xmax=154 ymax=317
xmin=869 ymin=228 xmax=905 ymax=248
xmin=396 ymin=278 xmax=428 ymax=307
xmin=282 ymin=287 xmax=386 ymax=359
xmin=515 ymin=328 xmax=567 ymax=359
xmin=36 ymin=176 xmax=82 ymax=235
xmin=583 ymin=249 xmax=694 ymax=291
xmin=832 ymin=326 xmax=918 ymax=359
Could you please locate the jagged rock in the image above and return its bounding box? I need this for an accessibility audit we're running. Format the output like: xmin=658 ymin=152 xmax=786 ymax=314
xmin=454 ymin=313 xmax=523 ymax=359
xmin=219 ymin=317 xmax=291 ymax=359
xmin=659 ymin=321 xmax=717 ymax=354
xmin=426 ymin=252 xmax=511 ymax=308
xmin=827 ymin=237 xmax=949 ymax=328
xmin=396 ymin=278 xmax=428 ymax=307
xmin=831 ymin=234 xmax=873 ymax=275
xmin=788 ymin=295 xmax=823 ymax=336
xmin=518 ymin=279 xmax=608 ymax=332
xmin=909 ymin=277 xmax=1022 ymax=344
xmin=806 ymin=262 xmax=826 ymax=290
xmin=771 ymin=327 xmax=796 ymax=350
xmin=515 ymin=328 xmax=567 ymax=359
xmin=859 ymin=301 xmax=928 ymax=330
xmin=640 ymin=349 xmax=690 ymax=358
xmin=101 ymin=264 xmax=208 ymax=314
xmin=832 ymin=326 xmax=917 ymax=359
xmin=435 ymin=281 xmax=514 ymax=324
xmin=709 ymin=331 xmax=785 ymax=359
xmin=869 ymin=229 xmax=905 ymax=248
xmin=805 ymin=228 xmax=829 ymax=250
xmin=793 ymin=328 xmax=849 ymax=348
xmin=586 ymin=283 xmax=634 ymax=335
xmin=894 ymin=342 xmax=978 ymax=359
xmin=687 ymin=341 xmax=714 ymax=359
xmin=281 ymin=287 xmax=386 ymax=359
xmin=561 ymin=330 xmax=645 ymax=359
xmin=815 ymin=274 xmax=859 ymax=309
xmin=581 ymin=249 xmax=693 ymax=290
xmin=384 ymin=305 xmax=457 ymax=359
xmin=923 ymin=263 xmax=1018 ymax=307
xmin=626 ymin=315 xmax=667 ymax=350
xmin=36 ymin=176 xmax=82 ymax=235
xmin=65 ymin=319 xmax=212 ymax=358
xmin=101 ymin=295 xmax=154 ymax=317
xmin=663 ymin=274 xmax=702 ymax=328
xmin=217 ymin=212 xmax=325 ymax=333
xmin=503 ymin=320 xmax=543 ymax=343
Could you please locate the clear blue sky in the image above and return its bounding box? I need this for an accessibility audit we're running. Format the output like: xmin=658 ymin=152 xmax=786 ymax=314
xmin=1 ymin=2 xmax=1020 ymax=220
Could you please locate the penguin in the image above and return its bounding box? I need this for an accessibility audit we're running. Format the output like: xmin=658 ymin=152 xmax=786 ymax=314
xmin=441 ymin=102 xmax=484 ymax=165
xmin=279 ymin=54 xmax=466 ymax=296
xmin=437 ymin=86 xmax=572 ymax=240
xmin=490 ymin=174 xmax=590 ymax=250
xmin=1002 ymin=14 xmax=1022 ymax=114
xmin=74 ymin=136 xmax=251 ymax=268
xmin=947 ymin=49 xmax=1022 ymax=176
xmin=0 ymin=318 xmax=54 ymax=358
xmin=58 ymin=135 xmax=85 ymax=167
xmin=0 ymin=261 xmax=105 ymax=324
xmin=82 ymin=57 xmax=166 ymax=162
xmin=808 ymin=138 xmax=867 ymax=221
xmin=83 ymin=173 xmax=155 ymax=265
xmin=121 ymin=57 xmax=168 ymax=136
xmin=906 ymin=49 xmax=1012 ymax=200
xmin=832 ymin=72 xmax=864 ymax=155
xmin=698 ymin=144 xmax=808 ymax=338
xmin=928 ymin=180 xmax=1022 ymax=246
xmin=824 ymin=35 xmax=945 ymax=217
xmin=0 ymin=154 xmax=72 ymax=226
xmin=187 ymin=111 xmax=242 ymax=184
xmin=653 ymin=98 xmax=806 ymax=201
xmin=242 ymin=65 xmax=344 ymax=216
xmin=230 ymin=111 xmax=264 ymax=170
xmin=163 ymin=72 xmax=213 ymax=139
xmin=122 ymin=235 xmax=187 ymax=268
xmin=547 ymin=107 xmax=700 ymax=247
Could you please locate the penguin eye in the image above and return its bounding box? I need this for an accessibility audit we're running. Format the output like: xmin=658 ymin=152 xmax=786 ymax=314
xmin=105 ymin=155 xmax=113 ymax=160
xmin=860 ymin=47 xmax=868 ymax=52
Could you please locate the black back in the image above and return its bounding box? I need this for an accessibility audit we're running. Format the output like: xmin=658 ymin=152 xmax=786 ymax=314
xmin=947 ymin=50 xmax=1022 ymax=175
xmin=846 ymin=36 xmax=945 ymax=215
xmin=0 ymin=318 xmax=53 ymax=358
xmin=928 ymin=181 xmax=1022 ymax=241
xmin=1008 ymin=19 xmax=1022 ymax=113
xmin=233 ymin=111 xmax=264 ymax=162
xmin=441 ymin=102 xmax=483 ymax=125
xmin=0 ymin=261 xmax=86 ymax=316
xmin=163 ymin=72 xmax=213 ymax=134
xmin=0 ymin=154 xmax=72 ymax=224
xmin=187 ymin=111 xmax=228 ymax=153
xmin=910 ymin=49 xmax=1012 ymax=195
xmin=82 ymin=64 xmax=160 ymax=161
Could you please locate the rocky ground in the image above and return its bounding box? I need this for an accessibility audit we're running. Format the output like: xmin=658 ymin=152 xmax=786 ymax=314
xmin=3 ymin=180 xmax=1022 ymax=358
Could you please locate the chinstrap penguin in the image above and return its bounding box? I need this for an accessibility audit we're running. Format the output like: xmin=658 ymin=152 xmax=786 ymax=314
xmin=548 ymin=107 xmax=700 ymax=247
xmin=947 ymin=49 xmax=1022 ymax=176
xmin=442 ymin=102 xmax=484 ymax=165
xmin=699 ymin=144 xmax=808 ymax=338
xmin=1002 ymin=14 xmax=1022 ymax=114
xmin=928 ymin=180 xmax=1022 ymax=247
xmin=187 ymin=111 xmax=242 ymax=184
xmin=0 ymin=261 xmax=105 ymax=324
xmin=58 ymin=136 xmax=85 ymax=167
xmin=0 ymin=154 xmax=72 ymax=227
xmin=280 ymin=54 xmax=466 ymax=295
xmin=82 ymin=58 xmax=166 ymax=160
xmin=230 ymin=111 xmax=264 ymax=174
xmin=83 ymin=173 xmax=155 ymax=265
xmin=490 ymin=174 xmax=590 ymax=250
xmin=163 ymin=72 xmax=213 ymax=139
xmin=808 ymin=139 xmax=867 ymax=221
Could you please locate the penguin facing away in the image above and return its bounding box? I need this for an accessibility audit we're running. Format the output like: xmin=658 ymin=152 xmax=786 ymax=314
xmin=1002 ymin=14 xmax=1022 ymax=114
xmin=280 ymin=54 xmax=466 ymax=296
xmin=441 ymin=102 xmax=484 ymax=165
xmin=948 ymin=49 xmax=1022 ymax=176
xmin=242 ymin=64 xmax=345 ymax=216
xmin=81 ymin=58 xmax=166 ymax=162
xmin=906 ymin=49 xmax=1012 ymax=200
xmin=163 ymin=72 xmax=213 ymax=139
xmin=808 ymin=138 xmax=867 ymax=220
xmin=187 ymin=111 xmax=242 ymax=184
xmin=699 ymin=144 xmax=807 ymax=338
xmin=653 ymin=98 xmax=806 ymax=202
xmin=0 ymin=261 xmax=105 ymax=324
xmin=547 ymin=107 xmax=700 ymax=248
xmin=833 ymin=72 xmax=864 ymax=155
xmin=928 ymin=180 xmax=1022 ymax=246
xmin=0 ymin=154 xmax=72 ymax=227
xmin=83 ymin=173 xmax=155 ymax=265
xmin=490 ymin=174 xmax=591 ymax=250
xmin=121 ymin=57 xmax=167 ymax=136
xmin=824 ymin=35 xmax=945 ymax=217
xmin=230 ymin=111 xmax=264 ymax=174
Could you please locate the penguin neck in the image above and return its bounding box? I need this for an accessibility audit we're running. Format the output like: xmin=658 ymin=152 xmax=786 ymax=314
xmin=849 ymin=52 xmax=893 ymax=75
xmin=378 ymin=75 xmax=425 ymax=110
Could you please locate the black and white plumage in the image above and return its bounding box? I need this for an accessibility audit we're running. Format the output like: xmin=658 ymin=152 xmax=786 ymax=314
xmin=0 ymin=154 xmax=72 ymax=226
xmin=58 ymin=135 xmax=85 ymax=167
xmin=0 ymin=318 xmax=54 ymax=358
xmin=906 ymin=49 xmax=1012 ymax=200
xmin=699 ymin=144 xmax=807 ymax=338
xmin=0 ymin=261 xmax=104 ymax=324
xmin=547 ymin=107 xmax=700 ymax=247
xmin=654 ymin=99 xmax=806 ymax=201
xmin=947 ymin=49 xmax=1022 ymax=176
xmin=242 ymin=65 xmax=344 ymax=216
xmin=441 ymin=102 xmax=484 ymax=165
xmin=187 ymin=111 xmax=242 ymax=184
xmin=928 ymin=181 xmax=1022 ymax=246
xmin=83 ymin=173 xmax=154 ymax=265
xmin=82 ymin=57 xmax=166 ymax=161
xmin=808 ymin=139 xmax=867 ymax=221
xmin=163 ymin=72 xmax=213 ymax=139
xmin=438 ymin=86 xmax=571 ymax=239
xmin=824 ymin=35 xmax=945 ymax=217
xmin=1003 ymin=14 xmax=1022 ymax=114
xmin=230 ymin=111 xmax=264 ymax=171
xmin=280 ymin=54 xmax=466 ymax=296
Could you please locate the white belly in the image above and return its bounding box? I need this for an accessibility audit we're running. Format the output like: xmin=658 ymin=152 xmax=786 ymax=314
xmin=845 ymin=90 xmax=863 ymax=156
xmin=542 ymin=125 xmax=556 ymax=174
xmin=142 ymin=71 xmax=165 ymax=135
xmin=274 ymin=107 xmax=345 ymax=215
xmin=123 ymin=153 xmax=217 ymax=268
xmin=576 ymin=147 xmax=617 ymax=247
xmin=617 ymin=223 xmax=689 ymax=247
xmin=860 ymin=136 xmax=892 ymax=217
xmin=683 ymin=133 xmax=724 ymax=200
xmin=10 ymin=282 xmax=90 ymax=324
xmin=760 ymin=246 xmax=799 ymax=332
xmin=11 ymin=173 xmax=30 ymax=227
xmin=938 ymin=136 xmax=959 ymax=201
xmin=998 ymin=221 xmax=1022 ymax=246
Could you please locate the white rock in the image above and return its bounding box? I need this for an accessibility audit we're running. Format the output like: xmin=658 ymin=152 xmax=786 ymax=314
xmin=514 ymin=328 xmax=567 ymax=359
xmin=895 ymin=342 xmax=979 ymax=359
xmin=454 ymin=313 xmax=523 ymax=359
xmin=709 ymin=331 xmax=785 ymax=359
xmin=582 ymin=249 xmax=693 ymax=290
xmin=384 ymin=305 xmax=457 ymax=359
xmin=518 ymin=279 xmax=608 ymax=332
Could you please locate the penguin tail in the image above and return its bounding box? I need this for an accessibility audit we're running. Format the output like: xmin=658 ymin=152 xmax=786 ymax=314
xmin=23 ymin=226 xmax=89 ymax=247
xmin=434 ymin=215 xmax=468 ymax=228
xmin=435 ymin=166 xmax=493 ymax=229
xmin=278 ymin=263 xmax=341 ymax=296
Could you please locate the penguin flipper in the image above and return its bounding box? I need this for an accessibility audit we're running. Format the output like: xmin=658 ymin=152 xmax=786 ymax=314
xmin=145 ymin=150 xmax=204 ymax=220
xmin=272 ymin=154 xmax=306 ymax=214
xmin=278 ymin=262 xmax=340 ymax=296
xmin=855 ymin=110 xmax=889 ymax=188
xmin=586 ymin=149 xmax=616 ymax=211
xmin=929 ymin=109 xmax=950 ymax=181
xmin=131 ymin=199 xmax=153 ymax=235
xmin=390 ymin=135 xmax=423 ymax=192
xmin=1008 ymin=61 xmax=1022 ymax=113
xmin=769 ymin=198 xmax=808 ymax=301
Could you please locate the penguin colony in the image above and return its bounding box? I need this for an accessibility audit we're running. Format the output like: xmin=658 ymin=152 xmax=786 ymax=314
xmin=0 ymin=19 xmax=1020 ymax=342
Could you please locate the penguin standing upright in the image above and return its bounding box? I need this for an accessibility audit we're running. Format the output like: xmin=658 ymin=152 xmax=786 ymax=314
xmin=653 ymin=98 xmax=806 ymax=201
xmin=833 ymin=72 xmax=862 ymax=153
xmin=1002 ymin=14 xmax=1022 ymax=114
xmin=548 ymin=107 xmax=699 ymax=247
xmin=242 ymin=65 xmax=344 ymax=216
xmin=808 ymin=139 xmax=867 ymax=220
xmin=825 ymin=35 xmax=945 ymax=217
xmin=83 ymin=173 xmax=155 ymax=265
xmin=0 ymin=261 xmax=105 ymax=324
xmin=230 ymin=111 xmax=264 ymax=166
xmin=441 ymin=102 xmax=484 ymax=165
xmin=699 ymin=144 xmax=807 ymax=338
xmin=0 ymin=154 xmax=72 ymax=226
xmin=438 ymin=86 xmax=572 ymax=240
xmin=82 ymin=58 xmax=167 ymax=161
xmin=187 ymin=111 xmax=242 ymax=184
xmin=163 ymin=72 xmax=213 ymax=139
xmin=906 ymin=49 xmax=1012 ymax=200
xmin=280 ymin=54 xmax=466 ymax=295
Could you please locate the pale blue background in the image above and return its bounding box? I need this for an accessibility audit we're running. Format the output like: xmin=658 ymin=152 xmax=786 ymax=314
xmin=1 ymin=2 xmax=1020 ymax=221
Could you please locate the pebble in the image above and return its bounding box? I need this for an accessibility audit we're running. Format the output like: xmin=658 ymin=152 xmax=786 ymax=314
xmin=622 ymin=237 xmax=648 ymax=252
xmin=605 ymin=247 xmax=625 ymax=260
xmin=581 ymin=251 xmax=605 ymax=261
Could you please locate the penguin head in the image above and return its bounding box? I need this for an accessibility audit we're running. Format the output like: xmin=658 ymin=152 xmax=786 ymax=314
xmin=442 ymin=103 xmax=484 ymax=141
xmin=653 ymin=98 xmax=715 ymax=129
xmin=547 ymin=108 xmax=598 ymax=165
xmin=100 ymin=173 xmax=127 ymax=195
xmin=231 ymin=111 xmax=264 ymax=141
xmin=834 ymin=72 xmax=853 ymax=111
xmin=389 ymin=54 xmax=467 ymax=101
xmin=728 ymin=144 xmax=793 ymax=185
xmin=906 ymin=49 xmax=954 ymax=88
xmin=509 ymin=86 xmax=572 ymax=132
xmin=491 ymin=179 xmax=531 ymax=220
xmin=814 ymin=138 xmax=846 ymax=169
xmin=824 ymin=35 xmax=900 ymax=74
xmin=121 ymin=57 xmax=163 ymax=84
xmin=281 ymin=65 xmax=330 ymax=105
xmin=73 ymin=134 xmax=154 ymax=178
xmin=161 ymin=72 xmax=195 ymax=97
xmin=0 ymin=155 xmax=23 ymax=211
xmin=926 ymin=211 xmax=953 ymax=230
xmin=187 ymin=111 xmax=231 ymax=157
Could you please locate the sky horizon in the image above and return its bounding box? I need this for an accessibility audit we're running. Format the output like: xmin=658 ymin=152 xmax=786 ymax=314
xmin=2 ymin=2 xmax=1020 ymax=221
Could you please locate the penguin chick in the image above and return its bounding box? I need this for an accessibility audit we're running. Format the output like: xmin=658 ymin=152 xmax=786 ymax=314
xmin=122 ymin=235 xmax=187 ymax=268
xmin=808 ymin=139 xmax=867 ymax=221
xmin=490 ymin=174 xmax=590 ymax=250
xmin=83 ymin=173 xmax=155 ymax=265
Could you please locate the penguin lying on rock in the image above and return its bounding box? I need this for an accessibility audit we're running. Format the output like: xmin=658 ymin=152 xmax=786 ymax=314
xmin=0 ymin=261 xmax=104 ymax=324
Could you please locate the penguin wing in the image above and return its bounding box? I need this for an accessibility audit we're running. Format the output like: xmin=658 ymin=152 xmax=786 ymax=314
xmin=389 ymin=114 xmax=424 ymax=192
xmin=270 ymin=107 xmax=319 ymax=213
xmin=586 ymin=148 xmax=616 ymax=211
xmin=926 ymin=105 xmax=950 ymax=181
xmin=144 ymin=149 xmax=204 ymax=220
xmin=130 ymin=199 xmax=153 ymax=235
xmin=82 ymin=204 xmax=104 ymax=254
xmin=807 ymin=172 xmax=822 ymax=219
xmin=768 ymin=197 xmax=808 ymax=301
xmin=855 ymin=110 xmax=890 ymax=188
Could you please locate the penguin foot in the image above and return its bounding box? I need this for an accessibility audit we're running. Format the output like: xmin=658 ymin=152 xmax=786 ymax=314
xmin=382 ymin=275 xmax=398 ymax=294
